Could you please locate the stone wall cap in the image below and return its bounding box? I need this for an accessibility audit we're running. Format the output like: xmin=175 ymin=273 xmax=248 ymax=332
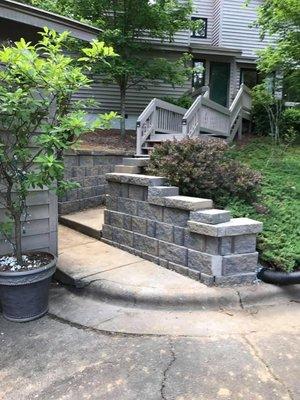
xmin=106 ymin=173 xmax=167 ymax=186
xmin=190 ymin=209 xmax=231 ymax=224
xmin=188 ymin=218 xmax=263 ymax=237
xmin=164 ymin=196 xmax=213 ymax=211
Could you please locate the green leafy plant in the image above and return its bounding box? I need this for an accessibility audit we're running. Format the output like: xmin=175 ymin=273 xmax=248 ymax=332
xmin=147 ymin=138 xmax=262 ymax=207
xmin=0 ymin=29 xmax=117 ymax=264
xmin=161 ymin=94 xmax=194 ymax=110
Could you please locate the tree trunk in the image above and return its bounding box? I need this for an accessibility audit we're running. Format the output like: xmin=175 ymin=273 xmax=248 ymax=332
xmin=120 ymin=85 xmax=127 ymax=139
xmin=14 ymin=214 xmax=23 ymax=265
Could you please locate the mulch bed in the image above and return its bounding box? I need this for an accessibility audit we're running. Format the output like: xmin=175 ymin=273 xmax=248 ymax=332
xmin=79 ymin=129 xmax=136 ymax=152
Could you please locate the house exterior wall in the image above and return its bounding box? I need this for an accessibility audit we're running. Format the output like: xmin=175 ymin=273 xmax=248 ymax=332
xmin=217 ymin=0 xmax=271 ymax=59
xmin=0 ymin=189 xmax=58 ymax=257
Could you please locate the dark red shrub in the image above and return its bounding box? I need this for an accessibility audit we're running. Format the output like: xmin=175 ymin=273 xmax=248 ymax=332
xmin=147 ymin=138 xmax=261 ymax=206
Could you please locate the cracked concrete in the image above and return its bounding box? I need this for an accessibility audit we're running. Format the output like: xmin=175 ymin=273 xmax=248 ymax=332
xmin=1 ymin=296 xmax=299 ymax=400
xmin=160 ymin=339 xmax=176 ymax=400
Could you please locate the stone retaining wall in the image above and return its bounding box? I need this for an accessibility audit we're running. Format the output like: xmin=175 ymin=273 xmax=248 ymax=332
xmin=59 ymin=151 xmax=133 ymax=214
xmin=102 ymin=173 xmax=263 ymax=286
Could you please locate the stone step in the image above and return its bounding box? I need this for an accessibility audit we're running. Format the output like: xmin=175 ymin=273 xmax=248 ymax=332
xmin=114 ymin=165 xmax=141 ymax=174
xmin=122 ymin=157 xmax=150 ymax=167
xmin=106 ymin=173 xmax=167 ymax=187
xmin=164 ymin=196 xmax=213 ymax=211
xmin=188 ymin=218 xmax=263 ymax=237
xmin=148 ymin=186 xmax=179 ymax=205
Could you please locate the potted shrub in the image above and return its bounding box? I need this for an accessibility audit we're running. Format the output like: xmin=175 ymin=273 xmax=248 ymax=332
xmin=0 ymin=29 xmax=116 ymax=322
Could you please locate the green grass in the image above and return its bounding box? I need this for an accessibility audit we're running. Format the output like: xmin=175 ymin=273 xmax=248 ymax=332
xmin=227 ymin=137 xmax=300 ymax=272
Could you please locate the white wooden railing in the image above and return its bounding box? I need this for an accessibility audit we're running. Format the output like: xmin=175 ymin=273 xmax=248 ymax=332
xmin=136 ymin=85 xmax=252 ymax=154
xmin=136 ymin=98 xmax=186 ymax=155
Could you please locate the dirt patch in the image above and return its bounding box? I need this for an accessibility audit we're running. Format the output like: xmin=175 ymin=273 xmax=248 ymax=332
xmin=79 ymin=129 xmax=136 ymax=152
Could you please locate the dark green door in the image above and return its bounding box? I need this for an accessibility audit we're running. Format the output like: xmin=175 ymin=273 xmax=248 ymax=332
xmin=209 ymin=62 xmax=230 ymax=107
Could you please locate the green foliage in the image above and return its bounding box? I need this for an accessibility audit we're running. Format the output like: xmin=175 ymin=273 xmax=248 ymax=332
xmin=228 ymin=138 xmax=300 ymax=272
xmin=0 ymin=30 xmax=117 ymax=260
xmin=254 ymin=0 xmax=300 ymax=101
xmin=147 ymin=138 xmax=261 ymax=207
xmin=280 ymin=108 xmax=300 ymax=136
xmin=21 ymin=0 xmax=198 ymax=136
xmin=161 ymin=94 xmax=194 ymax=109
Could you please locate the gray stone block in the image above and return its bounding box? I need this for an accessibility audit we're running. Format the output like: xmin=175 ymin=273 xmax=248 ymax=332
xmin=190 ymin=209 xmax=231 ymax=224
xmin=118 ymin=198 xmax=138 ymax=215
xmin=220 ymin=237 xmax=233 ymax=255
xmin=155 ymin=222 xmax=174 ymax=243
xmin=72 ymin=166 xmax=86 ymax=178
xmin=112 ymin=227 xmax=134 ymax=247
xmin=107 ymin=182 xmax=129 ymax=197
xmin=184 ymin=231 xmax=205 ymax=252
xmin=205 ymin=236 xmax=219 ymax=255
xmin=131 ymin=216 xmax=147 ymax=235
xmin=123 ymin=158 xmax=150 ymax=167
xmin=188 ymin=218 xmax=263 ymax=237
xmin=233 ymin=234 xmax=257 ymax=254
xmin=109 ymin=210 xmax=124 ymax=229
xmin=133 ymin=233 xmax=158 ymax=256
xmin=168 ymin=262 xmax=189 ymax=276
xmin=106 ymin=173 xmax=167 ymax=187
xmin=215 ymin=272 xmax=257 ymax=286
xmin=79 ymin=155 xmax=93 ymax=166
xmin=123 ymin=214 xmax=132 ymax=231
xmin=142 ymin=253 xmax=160 ymax=265
xmin=222 ymin=252 xmax=259 ymax=275
xmin=137 ymin=202 xmax=163 ymax=221
xmin=163 ymin=208 xmax=190 ymax=227
xmin=106 ymin=195 xmax=118 ymax=211
xmin=164 ymin=196 xmax=213 ymax=211
xmin=148 ymin=186 xmax=179 ymax=205
xmin=188 ymin=268 xmax=201 ymax=281
xmin=83 ymin=176 xmax=98 ymax=187
xmin=188 ymin=250 xmax=222 ymax=275
xmin=115 ymin=165 xmax=141 ymax=174
xmin=200 ymin=273 xmax=215 ymax=287
xmin=128 ymin=185 xmax=148 ymax=201
xmin=104 ymin=209 xmax=110 ymax=225
xmin=147 ymin=220 xmax=156 ymax=237
xmin=102 ymin=224 xmax=113 ymax=240
xmin=64 ymin=155 xmax=78 ymax=167
xmin=159 ymin=241 xmax=187 ymax=265
xmin=173 ymin=227 xmax=184 ymax=246
xmin=159 ymin=259 xmax=169 ymax=269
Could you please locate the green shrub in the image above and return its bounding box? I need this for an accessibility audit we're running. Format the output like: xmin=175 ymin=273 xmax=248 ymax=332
xmin=161 ymin=94 xmax=194 ymax=109
xmin=147 ymin=138 xmax=261 ymax=207
xmin=280 ymin=107 xmax=300 ymax=136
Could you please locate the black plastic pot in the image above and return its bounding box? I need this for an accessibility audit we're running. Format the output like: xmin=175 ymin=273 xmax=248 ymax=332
xmin=0 ymin=253 xmax=57 ymax=322
xmin=257 ymin=267 xmax=300 ymax=286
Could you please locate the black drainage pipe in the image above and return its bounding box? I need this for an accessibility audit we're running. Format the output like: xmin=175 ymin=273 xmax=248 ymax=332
xmin=257 ymin=268 xmax=300 ymax=286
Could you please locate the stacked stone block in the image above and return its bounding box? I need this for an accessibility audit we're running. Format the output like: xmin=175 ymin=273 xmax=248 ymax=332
xmin=102 ymin=172 xmax=263 ymax=286
xmin=59 ymin=151 xmax=129 ymax=214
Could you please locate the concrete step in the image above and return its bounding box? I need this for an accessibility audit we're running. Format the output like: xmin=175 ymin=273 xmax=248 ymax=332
xmin=114 ymin=165 xmax=141 ymax=174
xmin=122 ymin=157 xmax=150 ymax=167
xmin=59 ymin=207 xmax=105 ymax=240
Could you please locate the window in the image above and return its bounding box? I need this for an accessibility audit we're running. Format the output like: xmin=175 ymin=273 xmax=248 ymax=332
xmin=192 ymin=60 xmax=206 ymax=89
xmin=240 ymin=68 xmax=261 ymax=89
xmin=191 ymin=17 xmax=208 ymax=38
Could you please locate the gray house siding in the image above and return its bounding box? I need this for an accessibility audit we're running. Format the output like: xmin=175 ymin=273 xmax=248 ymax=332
xmin=218 ymin=0 xmax=271 ymax=59
xmin=0 ymin=189 xmax=58 ymax=256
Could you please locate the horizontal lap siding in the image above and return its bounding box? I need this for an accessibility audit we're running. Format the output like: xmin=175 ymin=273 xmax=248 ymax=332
xmin=72 ymin=77 xmax=191 ymax=115
xmin=219 ymin=0 xmax=271 ymax=58
xmin=191 ymin=0 xmax=214 ymax=45
xmin=212 ymin=0 xmax=222 ymax=46
xmin=0 ymin=189 xmax=58 ymax=256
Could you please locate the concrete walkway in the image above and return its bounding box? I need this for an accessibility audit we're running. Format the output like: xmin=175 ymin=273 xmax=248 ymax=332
xmin=56 ymin=226 xmax=299 ymax=313
xmin=59 ymin=206 xmax=105 ymax=239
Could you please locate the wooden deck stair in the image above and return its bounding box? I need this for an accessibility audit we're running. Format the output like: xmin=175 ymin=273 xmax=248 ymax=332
xmin=136 ymin=84 xmax=252 ymax=156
